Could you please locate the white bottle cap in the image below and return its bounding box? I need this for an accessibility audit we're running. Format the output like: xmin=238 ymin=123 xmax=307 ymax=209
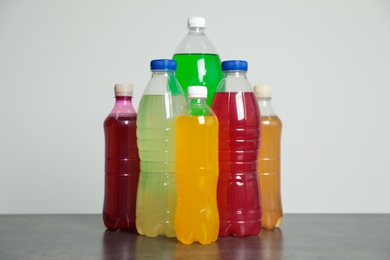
xmin=114 ymin=83 xmax=133 ymax=97
xmin=254 ymin=84 xmax=272 ymax=98
xmin=187 ymin=86 xmax=207 ymax=99
xmin=188 ymin=17 xmax=206 ymax=28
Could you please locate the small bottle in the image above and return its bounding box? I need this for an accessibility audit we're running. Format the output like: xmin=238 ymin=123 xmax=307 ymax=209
xmin=175 ymin=86 xmax=219 ymax=245
xmin=173 ymin=16 xmax=223 ymax=106
xmin=211 ymin=60 xmax=262 ymax=237
xmin=136 ymin=59 xmax=186 ymax=237
xmin=103 ymin=83 xmax=140 ymax=231
xmin=254 ymin=85 xmax=283 ymax=229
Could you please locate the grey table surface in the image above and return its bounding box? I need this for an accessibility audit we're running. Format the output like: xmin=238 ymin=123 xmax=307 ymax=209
xmin=0 ymin=214 xmax=389 ymax=260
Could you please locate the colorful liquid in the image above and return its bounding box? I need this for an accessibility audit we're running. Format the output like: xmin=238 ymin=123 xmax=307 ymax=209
xmin=211 ymin=92 xmax=262 ymax=237
xmin=103 ymin=114 xmax=139 ymax=231
xmin=258 ymin=116 xmax=283 ymax=229
xmin=136 ymin=94 xmax=185 ymax=237
xmin=175 ymin=115 xmax=219 ymax=245
xmin=172 ymin=53 xmax=223 ymax=106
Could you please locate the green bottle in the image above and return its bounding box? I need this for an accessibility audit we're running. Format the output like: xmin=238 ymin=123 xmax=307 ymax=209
xmin=136 ymin=59 xmax=186 ymax=237
xmin=173 ymin=17 xmax=223 ymax=106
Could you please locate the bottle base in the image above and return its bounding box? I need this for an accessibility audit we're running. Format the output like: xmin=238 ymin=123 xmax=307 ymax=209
xmin=136 ymin=221 xmax=176 ymax=238
xmin=262 ymin=216 xmax=283 ymax=230
xmin=218 ymin=220 xmax=262 ymax=237
xmin=103 ymin=213 xmax=136 ymax=232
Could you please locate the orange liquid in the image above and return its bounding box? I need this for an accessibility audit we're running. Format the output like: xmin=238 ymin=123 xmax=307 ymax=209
xmin=258 ymin=116 xmax=283 ymax=229
xmin=175 ymin=115 xmax=219 ymax=245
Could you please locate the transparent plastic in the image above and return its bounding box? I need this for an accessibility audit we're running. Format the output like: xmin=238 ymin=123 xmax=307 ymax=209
xmin=173 ymin=17 xmax=222 ymax=106
xmin=103 ymin=84 xmax=139 ymax=231
xmin=136 ymin=59 xmax=186 ymax=237
xmin=211 ymin=60 xmax=262 ymax=237
xmin=255 ymin=85 xmax=283 ymax=230
xmin=175 ymin=86 xmax=219 ymax=245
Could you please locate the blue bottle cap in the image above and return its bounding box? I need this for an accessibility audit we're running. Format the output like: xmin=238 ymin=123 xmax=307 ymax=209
xmin=150 ymin=59 xmax=177 ymax=71
xmin=221 ymin=60 xmax=248 ymax=71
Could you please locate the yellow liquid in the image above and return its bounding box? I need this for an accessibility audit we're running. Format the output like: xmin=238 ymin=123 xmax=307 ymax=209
xmin=258 ymin=116 xmax=283 ymax=229
xmin=175 ymin=115 xmax=219 ymax=245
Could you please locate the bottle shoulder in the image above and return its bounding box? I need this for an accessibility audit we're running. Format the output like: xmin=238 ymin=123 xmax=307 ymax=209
xmin=108 ymin=98 xmax=137 ymax=115
xmin=179 ymin=101 xmax=216 ymax=117
xmin=217 ymin=76 xmax=253 ymax=92
xmin=260 ymin=115 xmax=282 ymax=127
xmin=143 ymin=73 xmax=184 ymax=96
xmin=174 ymin=33 xmax=219 ymax=54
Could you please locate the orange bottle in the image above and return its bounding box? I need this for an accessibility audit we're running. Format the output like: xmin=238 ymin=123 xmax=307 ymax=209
xmin=175 ymin=86 xmax=219 ymax=245
xmin=254 ymin=85 xmax=283 ymax=229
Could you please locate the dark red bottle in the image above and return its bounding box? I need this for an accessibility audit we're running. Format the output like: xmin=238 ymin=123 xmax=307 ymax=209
xmin=211 ymin=60 xmax=262 ymax=237
xmin=103 ymin=83 xmax=140 ymax=231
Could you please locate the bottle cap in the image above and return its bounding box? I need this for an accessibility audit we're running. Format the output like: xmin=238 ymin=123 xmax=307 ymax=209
xmin=150 ymin=59 xmax=177 ymax=71
xmin=188 ymin=17 xmax=206 ymax=28
xmin=222 ymin=60 xmax=248 ymax=71
xmin=187 ymin=86 xmax=207 ymax=99
xmin=114 ymin=83 xmax=133 ymax=97
xmin=254 ymin=84 xmax=272 ymax=98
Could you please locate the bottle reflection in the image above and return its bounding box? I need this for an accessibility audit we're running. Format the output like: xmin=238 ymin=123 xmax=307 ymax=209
xmin=136 ymin=235 xmax=177 ymax=259
xmin=217 ymin=228 xmax=283 ymax=260
xmin=102 ymin=230 xmax=137 ymax=260
xmin=259 ymin=228 xmax=283 ymax=260
xmin=175 ymin=241 xmax=220 ymax=260
xmin=102 ymin=228 xmax=282 ymax=259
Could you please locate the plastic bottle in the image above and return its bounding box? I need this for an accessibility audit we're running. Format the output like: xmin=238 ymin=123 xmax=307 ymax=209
xmin=103 ymin=83 xmax=140 ymax=231
xmin=254 ymin=84 xmax=283 ymax=230
xmin=173 ymin=16 xmax=223 ymax=106
xmin=175 ymin=86 xmax=219 ymax=245
xmin=211 ymin=60 xmax=262 ymax=237
xmin=136 ymin=59 xmax=186 ymax=237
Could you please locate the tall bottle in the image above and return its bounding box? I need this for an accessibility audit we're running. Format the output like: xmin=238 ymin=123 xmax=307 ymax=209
xmin=254 ymin=85 xmax=283 ymax=230
xmin=211 ymin=60 xmax=262 ymax=237
xmin=103 ymin=83 xmax=140 ymax=231
xmin=173 ymin=16 xmax=223 ymax=106
xmin=136 ymin=59 xmax=186 ymax=237
xmin=175 ymin=86 xmax=219 ymax=245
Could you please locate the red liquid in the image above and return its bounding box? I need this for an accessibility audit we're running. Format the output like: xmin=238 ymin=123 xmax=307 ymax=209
xmin=211 ymin=92 xmax=262 ymax=237
xmin=103 ymin=114 xmax=140 ymax=231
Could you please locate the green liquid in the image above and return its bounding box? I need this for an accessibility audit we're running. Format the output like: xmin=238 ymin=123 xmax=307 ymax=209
xmin=136 ymin=94 xmax=186 ymax=237
xmin=173 ymin=53 xmax=223 ymax=106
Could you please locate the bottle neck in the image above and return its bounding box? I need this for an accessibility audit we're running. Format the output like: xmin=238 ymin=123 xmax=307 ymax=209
xmin=225 ymin=71 xmax=248 ymax=78
xmin=110 ymin=96 xmax=136 ymax=115
xmin=152 ymin=70 xmax=174 ymax=77
xmin=189 ymin=97 xmax=207 ymax=105
xmin=151 ymin=70 xmax=177 ymax=83
xmin=188 ymin=27 xmax=205 ymax=35
xmin=145 ymin=69 xmax=183 ymax=96
xmin=185 ymin=96 xmax=213 ymax=116
xmin=221 ymin=70 xmax=252 ymax=92
xmin=257 ymin=97 xmax=277 ymax=117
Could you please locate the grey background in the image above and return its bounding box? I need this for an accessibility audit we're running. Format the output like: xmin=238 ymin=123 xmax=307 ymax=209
xmin=1 ymin=0 xmax=389 ymax=214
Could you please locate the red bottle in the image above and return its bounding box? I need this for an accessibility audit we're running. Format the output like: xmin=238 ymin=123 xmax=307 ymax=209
xmin=211 ymin=60 xmax=262 ymax=237
xmin=103 ymin=83 xmax=140 ymax=231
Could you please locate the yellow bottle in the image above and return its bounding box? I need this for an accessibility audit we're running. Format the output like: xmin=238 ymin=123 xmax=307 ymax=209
xmin=254 ymin=85 xmax=283 ymax=229
xmin=175 ymin=86 xmax=219 ymax=245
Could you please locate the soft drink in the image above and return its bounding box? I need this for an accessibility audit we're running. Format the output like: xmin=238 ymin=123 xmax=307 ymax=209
xmin=211 ymin=60 xmax=262 ymax=237
xmin=136 ymin=59 xmax=186 ymax=237
xmin=175 ymin=86 xmax=219 ymax=245
xmin=255 ymin=84 xmax=283 ymax=229
xmin=103 ymin=83 xmax=139 ymax=231
xmin=173 ymin=17 xmax=223 ymax=106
